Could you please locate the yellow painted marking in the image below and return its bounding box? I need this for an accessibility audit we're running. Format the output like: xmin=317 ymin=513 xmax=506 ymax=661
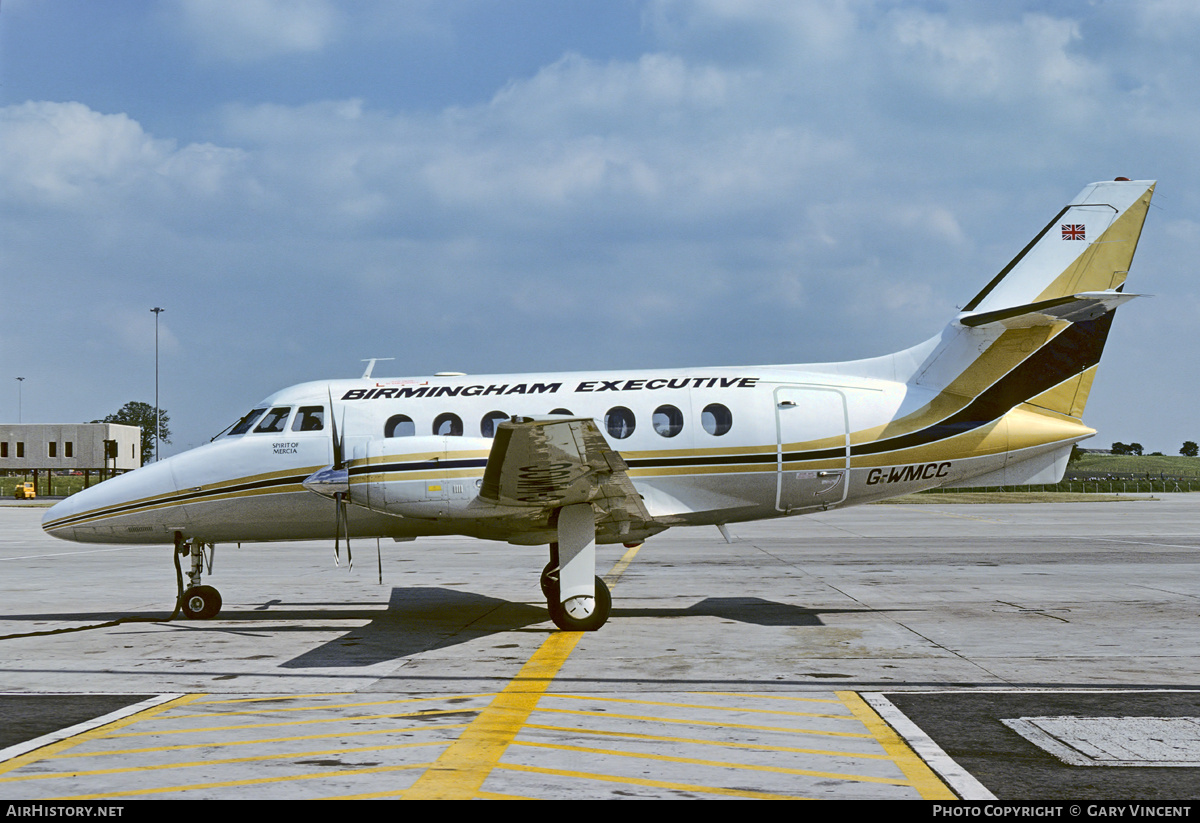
xmin=544 ymin=692 xmax=853 ymax=720
xmin=56 ymin=763 xmax=434 ymax=800
xmin=194 ymin=692 xmax=350 ymax=704
xmin=50 ymin=724 xmax=472 ymax=759
xmin=3 ymin=741 xmax=447 ymax=784
xmin=497 ymin=762 xmax=810 ymax=799
xmin=150 ymin=693 xmax=493 ymax=719
xmin=475 ymin=790 xmax=532 ymax=800
xmin=535 ymin=707 xmax=873 ymax=738
xmin=402 ymin=631 xmax=583 ymax=799
xmin=100 ymin=706 xmax=480 ymax=739
xmin=514 ymin=740 xmax=912 ymax=786
xmin=837 ymin=691 xmax=956 ymax=800
xmin=0 ymin=694 xmax=202 ymax=777
xmin=525 ymin=723 xmax=890 ymax=760
xmin=603 ymin=542 xmax=641 ymax=584
xmin=403 ymin=544 xmax=645 ymax=799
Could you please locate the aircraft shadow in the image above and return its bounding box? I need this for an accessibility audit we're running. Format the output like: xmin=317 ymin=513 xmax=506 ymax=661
xmin=0 ymin=590 xmax=881 ymax=668
xmin=281 ymin=591 xmax=874 ymax=668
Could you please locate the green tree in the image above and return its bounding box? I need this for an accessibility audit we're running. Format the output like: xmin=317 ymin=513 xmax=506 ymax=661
xmin=94 ymin=401 xmax=170 ymax=464
xmin=1182 ymin=441 xmax=1199 ymax=457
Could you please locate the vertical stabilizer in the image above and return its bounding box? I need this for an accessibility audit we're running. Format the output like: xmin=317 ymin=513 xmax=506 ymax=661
xmin=910 ymin=179 xmax=1154 ymax=426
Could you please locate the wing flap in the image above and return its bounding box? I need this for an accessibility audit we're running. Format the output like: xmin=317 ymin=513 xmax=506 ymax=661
xmin=478 ymin=416 xmax=652 ymax=530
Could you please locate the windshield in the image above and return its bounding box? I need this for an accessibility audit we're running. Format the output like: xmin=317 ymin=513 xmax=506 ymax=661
xmin=227 ymin=408 xmax=267 ymax=436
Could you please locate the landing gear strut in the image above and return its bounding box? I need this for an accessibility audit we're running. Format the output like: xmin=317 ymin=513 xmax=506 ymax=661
xmin=543 ymin=504 xmax=612 ymax=631
xmin=174 ymin=531 xmax=222 ymax=620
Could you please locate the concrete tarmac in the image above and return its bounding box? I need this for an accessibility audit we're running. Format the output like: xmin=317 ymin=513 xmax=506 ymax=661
xmin=1 ymin=495 xmax=1198 ymax=799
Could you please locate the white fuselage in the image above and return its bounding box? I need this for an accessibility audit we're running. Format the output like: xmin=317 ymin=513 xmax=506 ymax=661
xmin=41 ymin=360 xmax=1073 ymax=547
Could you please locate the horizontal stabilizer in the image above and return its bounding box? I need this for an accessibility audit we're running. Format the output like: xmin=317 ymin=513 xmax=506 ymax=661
xmin=957 ymin=291 xmax=1142 ymax=330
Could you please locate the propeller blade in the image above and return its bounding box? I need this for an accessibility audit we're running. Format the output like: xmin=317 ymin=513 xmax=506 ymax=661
xmin=342 ymin=493 xmax=353 ymax=570
xmin=333 ymin=492 xmax=342 ymax=567
xmin=325 ymin=387 xmax=352 ymax=570
xmin=328 ymin=388 xmax=344 ymax=470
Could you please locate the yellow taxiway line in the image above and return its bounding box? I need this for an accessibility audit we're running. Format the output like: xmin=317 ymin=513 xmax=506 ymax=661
xmin=402 ymin=543 xmax=644 ymax=799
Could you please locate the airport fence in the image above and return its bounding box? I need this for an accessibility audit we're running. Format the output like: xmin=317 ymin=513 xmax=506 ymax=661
xmin=924 ymin=478 xmax=1200 ymax=495
xmin=1 ymin=473 xmax=94 ymax=498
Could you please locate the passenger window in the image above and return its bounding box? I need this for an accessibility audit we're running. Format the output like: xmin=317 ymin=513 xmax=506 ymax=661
xmin=480 ymin=411 xmax=508 ymax=438
xmin=652 ymin=405 xmax=683 ymax=438
xmin=291 ymin=406 xmax=325 ymax=432
xmin=385 ymin=414 xmax=415 ymax=437
xmin=229 ymin=408 xmax=268 ymax=436
xmin=701 ymin=403 xmax=733 ymax=436
xmin=549 ymin=408 xmax=573 ymax=416
xmin=254 ymin=407 xmax=292 ymax=433
xmin=604 ymin=406 xmax=635 ymax=439
xmin=433 ymin=412 xmax=463 ymax=437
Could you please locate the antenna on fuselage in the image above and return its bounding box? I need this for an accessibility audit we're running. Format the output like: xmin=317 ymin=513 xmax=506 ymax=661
xmin=361 ymin=358 xmax=394 ymax=379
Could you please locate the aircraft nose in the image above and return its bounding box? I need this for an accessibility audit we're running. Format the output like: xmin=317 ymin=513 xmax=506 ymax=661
xmin=42 ymin=459 xmax=184 ymax=544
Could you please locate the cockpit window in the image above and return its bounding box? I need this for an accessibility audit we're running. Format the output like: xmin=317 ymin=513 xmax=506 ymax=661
xmin=228 ymin=408 xmax=268 ymax=436
xmin=254 ymin=407 xmax=292 ymax=433
xmin=291 ymin=406 xmax=325 ymax=432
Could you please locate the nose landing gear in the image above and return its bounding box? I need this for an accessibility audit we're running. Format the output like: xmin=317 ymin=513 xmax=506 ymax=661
xmin=174 ymin=531 xmax=222 ymax=620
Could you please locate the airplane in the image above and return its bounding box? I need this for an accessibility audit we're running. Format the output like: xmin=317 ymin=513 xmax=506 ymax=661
xmin=42 ymin=178 xmax=1156 ymax=632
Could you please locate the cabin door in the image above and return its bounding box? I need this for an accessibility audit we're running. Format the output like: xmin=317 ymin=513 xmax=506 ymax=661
xmin=774 ymin=385 xmax=850 ymax=512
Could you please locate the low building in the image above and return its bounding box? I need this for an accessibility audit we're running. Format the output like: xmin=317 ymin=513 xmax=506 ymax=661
xmin=1 ymin=423 xmax=141 ymax=495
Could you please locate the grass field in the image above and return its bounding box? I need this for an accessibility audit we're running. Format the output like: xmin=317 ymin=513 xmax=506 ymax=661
xmin=1065 ymin=452 xmax=1200 ymax=478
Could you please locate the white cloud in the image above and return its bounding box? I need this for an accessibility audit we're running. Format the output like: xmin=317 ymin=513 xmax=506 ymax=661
xmin=887 ymin=12 xmax=1095 ymax=108
xmin=174 ymin=0 xmax=342 ymax=62
xmin=646 ymin=0 xmax=862 ymax=62
xmin=0 ymin=101 xmax=248 ymax=210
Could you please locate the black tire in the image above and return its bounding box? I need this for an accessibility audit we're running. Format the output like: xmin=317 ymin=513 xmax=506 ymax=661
xmin=181 ymin=585 xmax=222 ymax=620
xmin=540 ymin=561 xmax=559 ymax=600
xmin=547 ymin=576 xmax=611 ymax=631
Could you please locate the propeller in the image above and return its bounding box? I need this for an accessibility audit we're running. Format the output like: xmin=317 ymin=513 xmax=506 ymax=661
xmin=301 ymin=389 xmax=352 ymax=569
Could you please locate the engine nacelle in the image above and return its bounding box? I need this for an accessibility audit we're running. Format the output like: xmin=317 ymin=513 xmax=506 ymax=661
xmin=356 ymin=435 xmax=494 ymax=518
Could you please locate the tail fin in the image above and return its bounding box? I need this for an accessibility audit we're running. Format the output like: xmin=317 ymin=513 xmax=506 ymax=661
xmin=962 ymin=179 xmax=1155 ymax=314
xmin=912 ymin=178 xmax=1155 ymax=423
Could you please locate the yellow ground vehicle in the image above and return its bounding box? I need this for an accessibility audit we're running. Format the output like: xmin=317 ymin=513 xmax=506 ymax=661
xmin=12 ymin=482 xmax=36 ymax=499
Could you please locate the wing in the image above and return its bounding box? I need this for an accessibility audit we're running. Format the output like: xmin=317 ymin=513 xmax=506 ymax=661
xmin=478 ymin=417 xmax=654 ymax=540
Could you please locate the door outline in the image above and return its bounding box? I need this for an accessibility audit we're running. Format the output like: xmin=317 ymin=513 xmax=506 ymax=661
xmin=774 ymin=385 xmax=850 ymax=512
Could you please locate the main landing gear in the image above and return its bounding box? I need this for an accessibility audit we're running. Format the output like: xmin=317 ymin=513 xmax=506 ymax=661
xmin=543 ymin=504 xmax=612 ymax=631
xmin=174 ymin=531 xmax=222 ymax=620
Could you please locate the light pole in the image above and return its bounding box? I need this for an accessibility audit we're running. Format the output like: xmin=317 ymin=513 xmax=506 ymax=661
xmin=15 ymin=377 xmax=24 ymax=423
xmin=151 ymin=307 xmax=164 ymax=462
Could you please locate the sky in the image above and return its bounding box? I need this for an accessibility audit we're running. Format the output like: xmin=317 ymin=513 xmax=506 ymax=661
xmin=1 ymin=0 xmax=1197 ymax=456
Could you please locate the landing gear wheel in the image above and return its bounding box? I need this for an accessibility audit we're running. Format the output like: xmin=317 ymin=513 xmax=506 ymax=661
xmin=547 ymin=576 xmax=611 ymax=632
xmin=181 ymin=585 xmax=222 ymax=620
